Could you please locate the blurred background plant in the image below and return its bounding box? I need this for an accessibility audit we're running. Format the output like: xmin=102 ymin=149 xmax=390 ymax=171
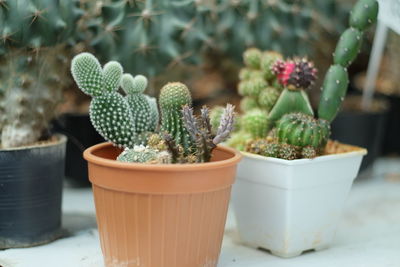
xmin=0 ymin=0 xmax=83 ymax=148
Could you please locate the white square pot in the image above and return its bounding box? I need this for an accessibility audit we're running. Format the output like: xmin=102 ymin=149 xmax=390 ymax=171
xmin=232 ymin=148 xmax=367 ymax=258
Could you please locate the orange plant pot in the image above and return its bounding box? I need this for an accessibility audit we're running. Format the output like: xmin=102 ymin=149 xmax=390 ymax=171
xmin=84 ymin=143 xmax=242 ymax=267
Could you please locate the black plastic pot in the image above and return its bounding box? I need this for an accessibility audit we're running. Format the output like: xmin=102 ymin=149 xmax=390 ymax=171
xmin=381 ymin=95 xmax=400 ymax=154
xmin=331 ymin=106 xmax=387 ymax=171
xmin=0 ymin=135 xmax=67 ymax=249
xmin=52 ymin=113 xmax=103 ymax=186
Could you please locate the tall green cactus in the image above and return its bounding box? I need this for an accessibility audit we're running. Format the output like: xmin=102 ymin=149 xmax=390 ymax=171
xmin=318 ymin=0 xmax=379 ymax=122
xmin=159 ymin=82 xmax=194 ymax=153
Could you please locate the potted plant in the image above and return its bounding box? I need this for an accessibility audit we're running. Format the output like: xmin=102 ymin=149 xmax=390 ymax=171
xmin=70 ymin=52 xmax=241 ymax=266
xmin=229 ymin=0 xmax=378 ymax=258
xmin=0 ymin=1 xmax=83 ymax=248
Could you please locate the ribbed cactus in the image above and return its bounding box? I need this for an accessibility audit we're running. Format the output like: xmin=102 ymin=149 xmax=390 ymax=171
xmin=276 ymin=113 xmax=330 ymax=149
xmin=159 ymin=82 xmax=194 ymax=153
xmin=318 ymin=0 xmax=379 ymax=122
xmin=78 ymin=0 xmax=345 ymax=76
xmin=0 ymin=0 xmax=82 ymax=55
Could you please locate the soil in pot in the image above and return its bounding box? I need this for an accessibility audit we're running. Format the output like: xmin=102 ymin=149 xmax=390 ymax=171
xmin=84 ymin=143 xmax=241 ymax=267
xmin=0 ymin=135 xmax=67 ymax=249
xmin=330 ymin=94 xmax=388 ymax=171
xmin=52 ymin=113 xmax=103 ymax=186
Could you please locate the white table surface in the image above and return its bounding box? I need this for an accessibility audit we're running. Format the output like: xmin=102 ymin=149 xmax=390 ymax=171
xmin=1 ymin=158 xmax=400 ymax=267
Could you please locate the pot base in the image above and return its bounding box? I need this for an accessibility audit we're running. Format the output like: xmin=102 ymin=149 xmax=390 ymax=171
xmin=0 ymin=230 xmax=63 ymax=249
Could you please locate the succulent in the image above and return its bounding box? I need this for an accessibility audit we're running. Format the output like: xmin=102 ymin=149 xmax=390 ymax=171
xmin=0 ymin=0 xmax=83 ymax=148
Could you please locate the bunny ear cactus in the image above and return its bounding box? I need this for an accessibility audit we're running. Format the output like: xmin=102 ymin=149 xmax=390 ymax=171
xmin=71 ymin=52 xmax=157 ymax=148
xmin=121 ymin=74 xmax=159 ymax=133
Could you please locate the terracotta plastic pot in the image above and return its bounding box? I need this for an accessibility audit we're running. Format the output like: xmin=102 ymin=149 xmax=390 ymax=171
xmin=232 ymin=145 xmax=366 ymax=258
xmin=84 ymin=143 xmax=241 ymax=267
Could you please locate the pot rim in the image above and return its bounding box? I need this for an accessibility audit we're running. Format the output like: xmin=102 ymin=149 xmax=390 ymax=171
xmin=84 ymin=142 xmax=242 ymax=172
xmin=0 ymin=134 xmax=67 ymax=152
xmin=240 ymin=145 xmax=367 ymax=166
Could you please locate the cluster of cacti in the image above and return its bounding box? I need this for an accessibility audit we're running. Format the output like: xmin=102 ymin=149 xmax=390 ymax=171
xmin=0 ymin=0 xmax=83 ymax=148
xmin=76 ymin=0 xmax=348 ymax=76
xmin=71 ymin=53 xmax=235 ymax=164
xmin=235 ymin=0 xmax=379 ymax=160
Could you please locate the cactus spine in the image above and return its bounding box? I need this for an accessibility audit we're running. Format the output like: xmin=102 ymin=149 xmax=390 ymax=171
xmin=318 ymin=0 xmax=379 ymax=122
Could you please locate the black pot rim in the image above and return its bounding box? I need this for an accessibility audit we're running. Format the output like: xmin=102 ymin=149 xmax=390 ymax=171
xmin=0 ymin=134 xmax=67 ymax=152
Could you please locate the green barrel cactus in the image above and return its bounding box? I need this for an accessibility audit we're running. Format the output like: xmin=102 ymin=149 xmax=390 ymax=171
xmin=159 ymin=82 xmax=194 ymax=153
xmin=276 ymin=113 xmax=330 ymax=149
